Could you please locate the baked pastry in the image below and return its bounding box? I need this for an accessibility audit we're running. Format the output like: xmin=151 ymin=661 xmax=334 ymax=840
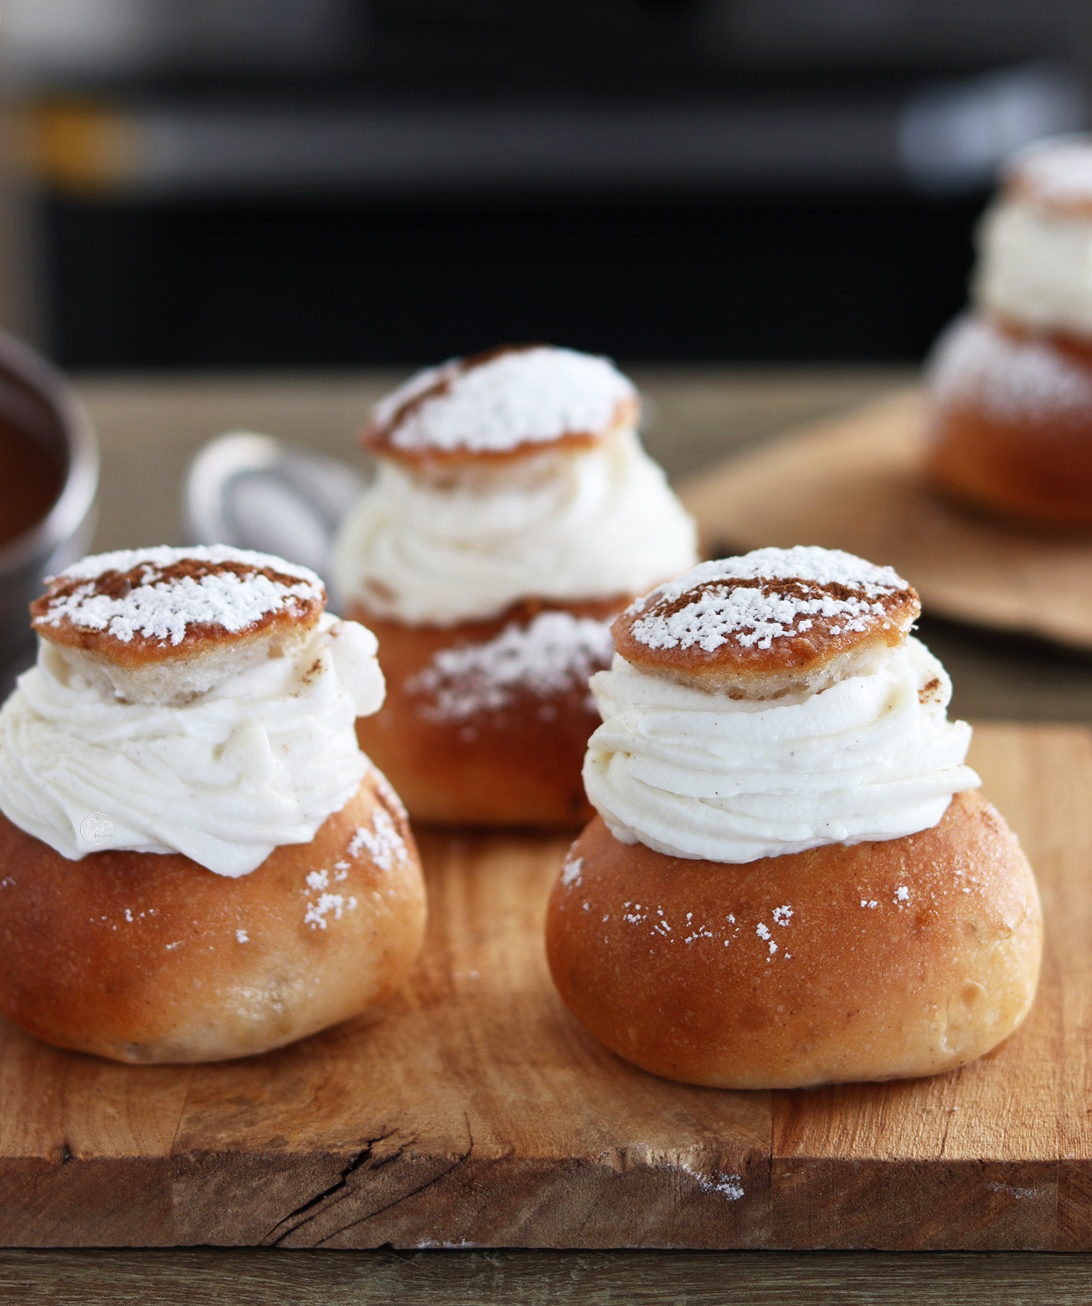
xmin=332 ymin=344 xmax=697 ymax=825
xmin=925 ymin=136 xmax=1092 ymax=529
xmin=546 ymin=546 xmax=1042 ymax=1088
xmin=0 ymin=545 xmax=426 ymax=1063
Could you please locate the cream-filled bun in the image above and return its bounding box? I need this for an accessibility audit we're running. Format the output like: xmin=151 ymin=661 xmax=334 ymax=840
xmin=546 ymin=547 xmax=1042 ymax=1089
xmin=925 ymin=137 xmax=1092 ymax=529
xmin=0 ymin=545 xmax=426 ymax=1063
xmin=333 ymin=345 xmax=698 ymax=826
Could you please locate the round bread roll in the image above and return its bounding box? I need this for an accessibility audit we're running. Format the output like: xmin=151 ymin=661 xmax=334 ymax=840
xmin=350 ymin=596 xmax=619 ymax=826
xmin=924 ymin=139 xmax=1092 ymax=530
xmin=0 ymin=544 xmax=427 ymax=1063
xmin=0 ymin=768 xmax=425 ymax=1064
xmin=546 ymin=795 xmax=1041 ymax=1089
xmin=333 ymin=343 xmax=698 ymax=826
xmin=547 ymin=547 xmax=1042 ymax=1088
xmin=925 ymin=315 xmax=1092 ymax=530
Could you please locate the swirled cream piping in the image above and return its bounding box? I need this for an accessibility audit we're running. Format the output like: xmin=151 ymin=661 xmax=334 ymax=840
xmin=0 ymin=614 xmax=385 ymax=877
xmin=332 ymin=427 xmax=698 ymax=627
xmin=974 ymin=198 xmax=1092 ymax=338
xmin=583 ymin=637 xmax=980 ymax=863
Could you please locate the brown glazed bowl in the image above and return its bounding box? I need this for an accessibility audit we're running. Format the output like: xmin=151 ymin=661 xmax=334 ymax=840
xmin=0 ymin=334 xmax=98 ymax=693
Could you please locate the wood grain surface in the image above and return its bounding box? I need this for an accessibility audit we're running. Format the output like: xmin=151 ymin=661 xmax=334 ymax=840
xmin=3 ymin=1247 xmax=1092 ymax=1306
xmin=0 ymin=724 xmax=1088 ymax=1251
xmin=679 ymin=391 xmax=1092 ymax=652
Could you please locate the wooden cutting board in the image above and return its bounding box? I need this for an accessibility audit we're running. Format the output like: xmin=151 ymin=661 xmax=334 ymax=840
xmin=679 ymin=391 xmax=1092 ymax=651
xmin=1 ymin=723 xmax=1089 ymax=1252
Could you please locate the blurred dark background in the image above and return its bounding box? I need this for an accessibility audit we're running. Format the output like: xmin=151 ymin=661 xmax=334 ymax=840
xmin=1 ymin=0 xmax=1089 ymax=369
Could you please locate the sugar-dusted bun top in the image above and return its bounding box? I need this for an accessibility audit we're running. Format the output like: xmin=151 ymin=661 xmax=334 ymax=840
xmin=362 ymin=344 xmax=639 ymax=464
xmin=1003 ymin=135 xmax=1092 ymax=216
xmin=612 ymin=546 xmax=920 ymax=699
xmin=32 ymin=545 xmax=326 ymax=668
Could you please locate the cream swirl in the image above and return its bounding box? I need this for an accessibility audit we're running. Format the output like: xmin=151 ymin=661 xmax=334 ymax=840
xmin=583 ymin=637 xmax=979 ymax=863
xmin=974 ymin=198 xmax=1092 ymax=337
xmin=0 ymin=614 xmax=385 ymax=877
xmin=332 ymin=427 xmax=697 ymax=626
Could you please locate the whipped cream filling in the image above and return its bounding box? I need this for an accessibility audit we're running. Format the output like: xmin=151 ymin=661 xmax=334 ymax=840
xmin=974 ymin=198 xmax=1092 ymax=337
xmin=0 ymin=614 xmax=385 ymax=877
xmin=332 ymin=426 xmax=697 ymax=626
xmin=583 ymin=637 xmax=979 ymax=863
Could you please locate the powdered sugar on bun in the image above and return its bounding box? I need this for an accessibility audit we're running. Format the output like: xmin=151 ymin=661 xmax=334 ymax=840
xmin=31 ymin=545 xmax=328 ymax=706
xmin=928 ymin=314 xmax=1092 ymax=424
xmin=33 ymin=545 xmax=324 ymax=660
xmin=613 ymin=546 xmax=918 ymax=700
xmin=407 ymin=609 xmax=614 ymax=723
xmin=1004 ymin=136 xmax=1092 ymax=214
xmin=363 ymin=345 xmax=638 ymax=462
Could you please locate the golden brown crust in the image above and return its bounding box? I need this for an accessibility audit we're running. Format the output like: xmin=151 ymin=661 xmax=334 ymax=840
xmin=925 ymin=317 xmax=1092 ymax=531
xmin=0 ymin=769 xmax=426 ymax=1063
xmin=32 ymin=549 xmax=325 ymax=667
xmin=350 ymin=596 xmax=624 ymax=827
xmin=611 ymin=553 xmax=919 ymax=699
xmin=362 ymin=344 xmax=639 ymax=468
xmin=546 ymin=791 xmax=1042 ymax=1089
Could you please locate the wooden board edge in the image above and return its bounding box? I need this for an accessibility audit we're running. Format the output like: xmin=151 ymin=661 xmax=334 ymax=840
xmin=770 ymin=1156 xmax=1059 ymax=1251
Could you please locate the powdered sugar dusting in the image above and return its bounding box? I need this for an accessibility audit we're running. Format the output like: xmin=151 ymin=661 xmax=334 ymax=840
xmin=608 ymin=901 xmax=800 ymax=960
xmin=707 ymin=1174 xmax=745 ymax=1201
xmin=677 ymin=1160 xmax=745 ymax=1202
xmin=627 ymin=547 xmax=910 ymax=654
xmin=38 ymin=545 xmax=324 ymax=647
xmin=378 ymin=346 xmax=636 ymax=455
xmin=929 ymin=314 xmax=1092 ymax=421
xmin=349 ymin=808 xmax=409 ymax=873
xmin=297 ymin=808 xmax=407 ymax=928
xmin=1009 ymin=137 xmax=1092 ymax=207
xmin=408 ymin=610 xmax=614 ymax=722
xmin=304 ymin=891 xmax=357 ymax=930
xmin=561 ymin=853 xmax=584 ymax=888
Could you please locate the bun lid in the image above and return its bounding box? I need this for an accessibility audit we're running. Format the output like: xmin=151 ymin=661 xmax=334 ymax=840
xmin=362 ymin=344 xmax=639 ymax=465
xmin=1002 ymin=135 xmax=1092 ymax=216
xmin=33 ymin=545 xmax=325 ymax=664
xmin=611 ymin=545 xmax=920 ymax=699
xmin=30 ymin=545 xmax=326 ymax=704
